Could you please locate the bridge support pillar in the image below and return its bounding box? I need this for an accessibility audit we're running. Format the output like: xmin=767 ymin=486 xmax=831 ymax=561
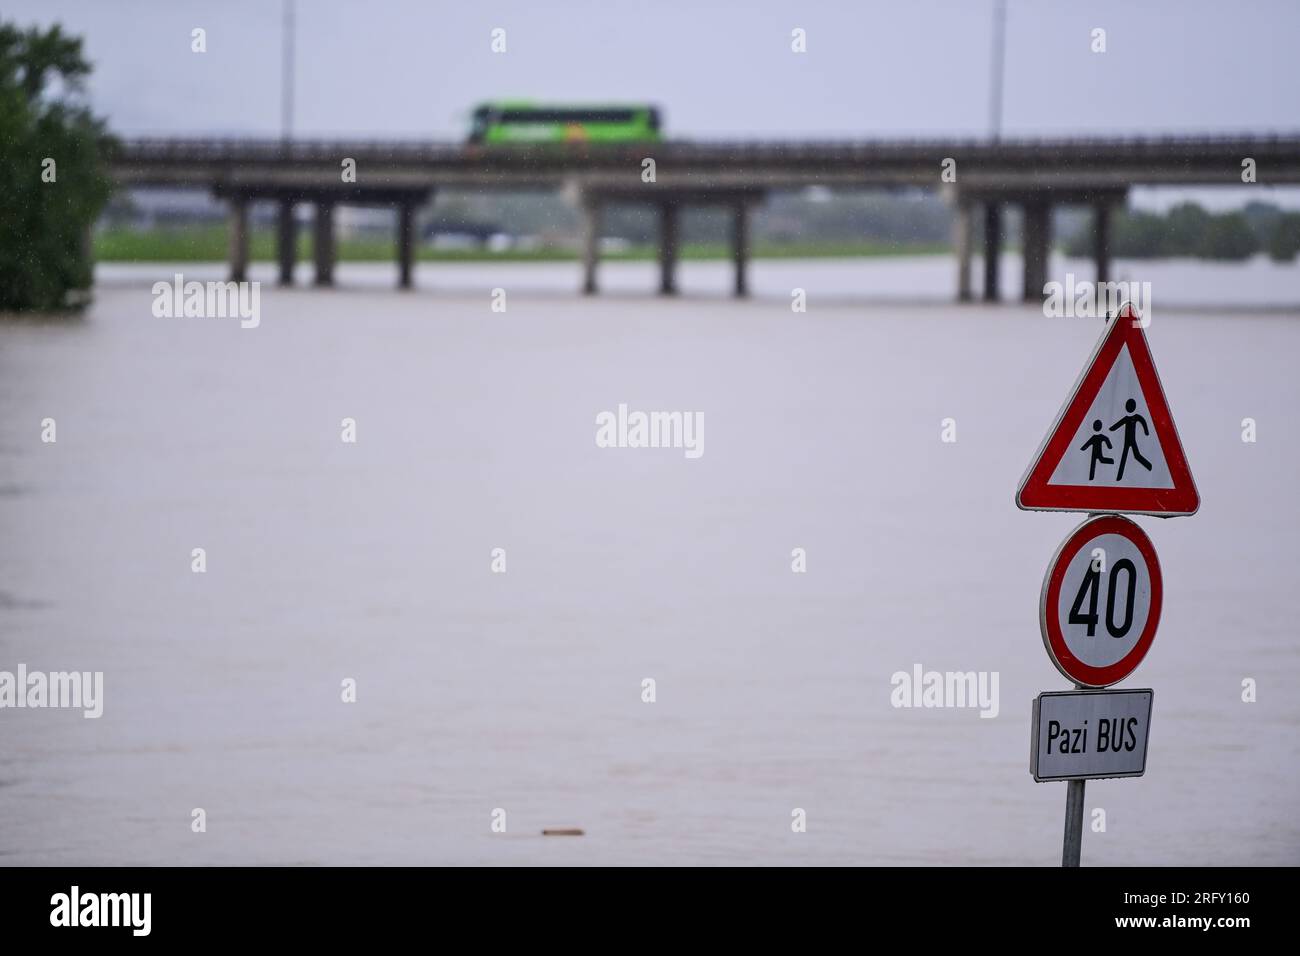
xmin=1021 ymin=200 xmax=1051 ymax=302
xmin=731 ymin=200 xmax=750 ymax=298
xmin=982 ymin=202 xmax=1002 ymax=302
xmin=228 ymin=197 xmax=249 ymax=283
xmin=396 ymin=202 xmax=415 ymax=290
xmin=581 ymin=200 xmax=601 ymax=295
xmin=658 ymin=202 xmax=679 ymax=296
xmin=276 ymin=200 xmax=296 ymax=287
xmin=954 ymin=200 xmax=974 ymax=302
xmin=313 ymin=201 xmax=335 ymax=287
xmin=1092 ymin=201 xmax=1111 ymax=286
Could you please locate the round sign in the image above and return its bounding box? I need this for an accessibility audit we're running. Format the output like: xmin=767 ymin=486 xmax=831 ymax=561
xmin=1039 ymin=514 xmax=1162 ymax=687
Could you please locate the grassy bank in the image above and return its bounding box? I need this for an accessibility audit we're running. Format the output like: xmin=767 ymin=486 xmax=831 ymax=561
xmin=94 ymin=226 xmax=948 ymax=263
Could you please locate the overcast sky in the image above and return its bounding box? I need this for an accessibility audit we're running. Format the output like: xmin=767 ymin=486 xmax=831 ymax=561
xmin=10 ymin=0 xmax=1299 ymax=207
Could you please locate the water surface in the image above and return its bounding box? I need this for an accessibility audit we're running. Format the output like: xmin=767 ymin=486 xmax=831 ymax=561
xmin=1 ymin=257 xmax=1297 ymax=864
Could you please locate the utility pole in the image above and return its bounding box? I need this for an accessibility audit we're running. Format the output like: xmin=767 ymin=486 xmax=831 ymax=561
xmin=989 ymin=0 xmax=1007 ymax=142
xmin=281 ymin=0 xmax=296 ymax=142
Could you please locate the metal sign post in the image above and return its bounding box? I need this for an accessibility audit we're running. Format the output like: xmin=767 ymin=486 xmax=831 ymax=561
xmin=1062 ymin=773 xmax=1085 ymax=868
xmin=1059 ymin=689 xmax=1088 ymax=870
xmin=1032 ymin=685 xmax=1155 ymax=866
xmin=1017 ymin=303 xmax=1194 ymax=867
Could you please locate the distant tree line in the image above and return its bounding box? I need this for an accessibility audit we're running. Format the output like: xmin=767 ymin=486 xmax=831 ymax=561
xmin=1063 ymin=200 xmax=1300 ymax=262
xmin=435 ymin=191 xmax=1300 ymax=261
xmin=432 ymin=188 xmax=954 ymax=247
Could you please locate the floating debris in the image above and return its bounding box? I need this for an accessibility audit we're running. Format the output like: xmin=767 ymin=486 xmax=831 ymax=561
xmin=542 ymin=827 xmax=584 ymax=836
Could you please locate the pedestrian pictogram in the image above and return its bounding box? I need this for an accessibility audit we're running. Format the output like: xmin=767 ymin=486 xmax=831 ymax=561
xmin=1016 ymin=303 xmax=1199 ymax=517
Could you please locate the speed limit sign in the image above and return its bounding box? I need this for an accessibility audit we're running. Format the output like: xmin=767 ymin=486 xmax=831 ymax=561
xmin=1039 ymin=514 xmax=1162 ymax=687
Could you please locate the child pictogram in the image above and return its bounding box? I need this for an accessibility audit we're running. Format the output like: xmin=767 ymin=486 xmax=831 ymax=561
xmin=1079 ymin=420 xmax=1114 ymax=481
xmin=1108 ymin=398 xmax=1152 ymax=480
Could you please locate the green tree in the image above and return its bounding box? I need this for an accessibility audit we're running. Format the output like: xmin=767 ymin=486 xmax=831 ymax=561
xmin=1108 ymin=210 xmax=1170 ymax=258
xmin=1242 ymin=200 xmax=1282 ymax=247
xmin=1199 ymin=212 xmax=1258 ymax=261
xmin=1267 ymin=212 xmax=1300 ymax=263
xmin=0 ymin=22 xmax=113 ymax=311
xmin=1164 ymin=202 xmax=1212 ymax=257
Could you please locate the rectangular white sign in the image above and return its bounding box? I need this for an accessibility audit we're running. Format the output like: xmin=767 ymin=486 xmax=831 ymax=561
xmin=1031 ymin=688 xmax=1153 ymax=782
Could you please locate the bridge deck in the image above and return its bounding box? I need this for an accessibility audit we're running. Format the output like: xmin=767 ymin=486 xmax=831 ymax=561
xmin=110 ymin=133 xmax=1300 ymax=192
xmin=106 ymin=133 xmax=1300 ymax=299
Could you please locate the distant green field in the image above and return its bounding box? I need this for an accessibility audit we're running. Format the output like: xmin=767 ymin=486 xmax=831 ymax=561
xmin=94 ymin=227 xmax=948 ymax=263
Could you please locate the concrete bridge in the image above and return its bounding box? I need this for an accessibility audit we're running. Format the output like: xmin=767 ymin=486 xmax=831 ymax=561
xmin=108 ymin=134 xmax=1300 ymax=300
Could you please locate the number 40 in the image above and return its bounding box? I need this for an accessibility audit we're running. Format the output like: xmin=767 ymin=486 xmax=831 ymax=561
xmin=1069 ymin=560 xmax=1137 ymax=638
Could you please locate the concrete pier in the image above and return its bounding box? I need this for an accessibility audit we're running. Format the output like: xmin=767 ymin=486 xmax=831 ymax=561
xmin=227 ymin=197 xmax=249 ymax=283
xmin=1021 ymin=200 xmax=1050 ymax=302
xmin=954 ymin=200 xmax=974 ymax=302
xmin=582 ymin=200 xmax=601 ymax=295
xmin=658 ymin=203 xmax=679 ymax=296
xmin=982 ymin=202 xmax=1002 ymax=302
xmin=276 ymin=200 xmax=296 ymax=286
xmin=313 ymin=201 xmax=335 ymax=287
xmin=731 ymin=201 xmax=750 ymax=298
xmin=1093 ymin=202 xmax=1112 ymax=285
xmin=396 ymin=202 xmax=415 ymax=290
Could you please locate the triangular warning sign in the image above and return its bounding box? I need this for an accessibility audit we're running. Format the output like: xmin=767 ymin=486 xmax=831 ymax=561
xmin=1017 ymin=303 xmax=1199 ymax=517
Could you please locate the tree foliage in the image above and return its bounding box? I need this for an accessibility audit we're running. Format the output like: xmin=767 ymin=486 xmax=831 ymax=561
xmin=0 ymin=22 xmax=113 ymax=311
xmin=1062 ymin=200 xmax=1280 ymax=261
xmin=1267 ymin=212 xmax=1300 ymax=263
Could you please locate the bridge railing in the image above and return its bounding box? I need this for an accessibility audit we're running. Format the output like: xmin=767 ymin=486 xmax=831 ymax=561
xmin=110 ymin=131 xmax=1300 ymax=165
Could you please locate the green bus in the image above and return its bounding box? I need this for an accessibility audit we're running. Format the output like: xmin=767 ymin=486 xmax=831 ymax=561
xmin=467 ymin=102 xmax=663 ymax=145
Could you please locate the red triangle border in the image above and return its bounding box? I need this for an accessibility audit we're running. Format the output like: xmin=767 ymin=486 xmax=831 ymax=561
xmin=1016 ymin=304 xmax=1200 ymax=517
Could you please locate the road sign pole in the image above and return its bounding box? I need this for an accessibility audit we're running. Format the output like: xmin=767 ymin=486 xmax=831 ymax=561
xmin=1062 ymin=779 xmax=1085 ymax=867
xmin=1021 ymin=306 xmax=1195 ymax=867
xmin=1060 ymin=681 xmax=1088 ymax=867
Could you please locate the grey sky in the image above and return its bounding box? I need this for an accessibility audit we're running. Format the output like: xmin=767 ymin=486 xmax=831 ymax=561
xmin=9 ymin=0 xmax=1299 ymax=207
xmin=9 ymin=0 xmax=1296 ymax=137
